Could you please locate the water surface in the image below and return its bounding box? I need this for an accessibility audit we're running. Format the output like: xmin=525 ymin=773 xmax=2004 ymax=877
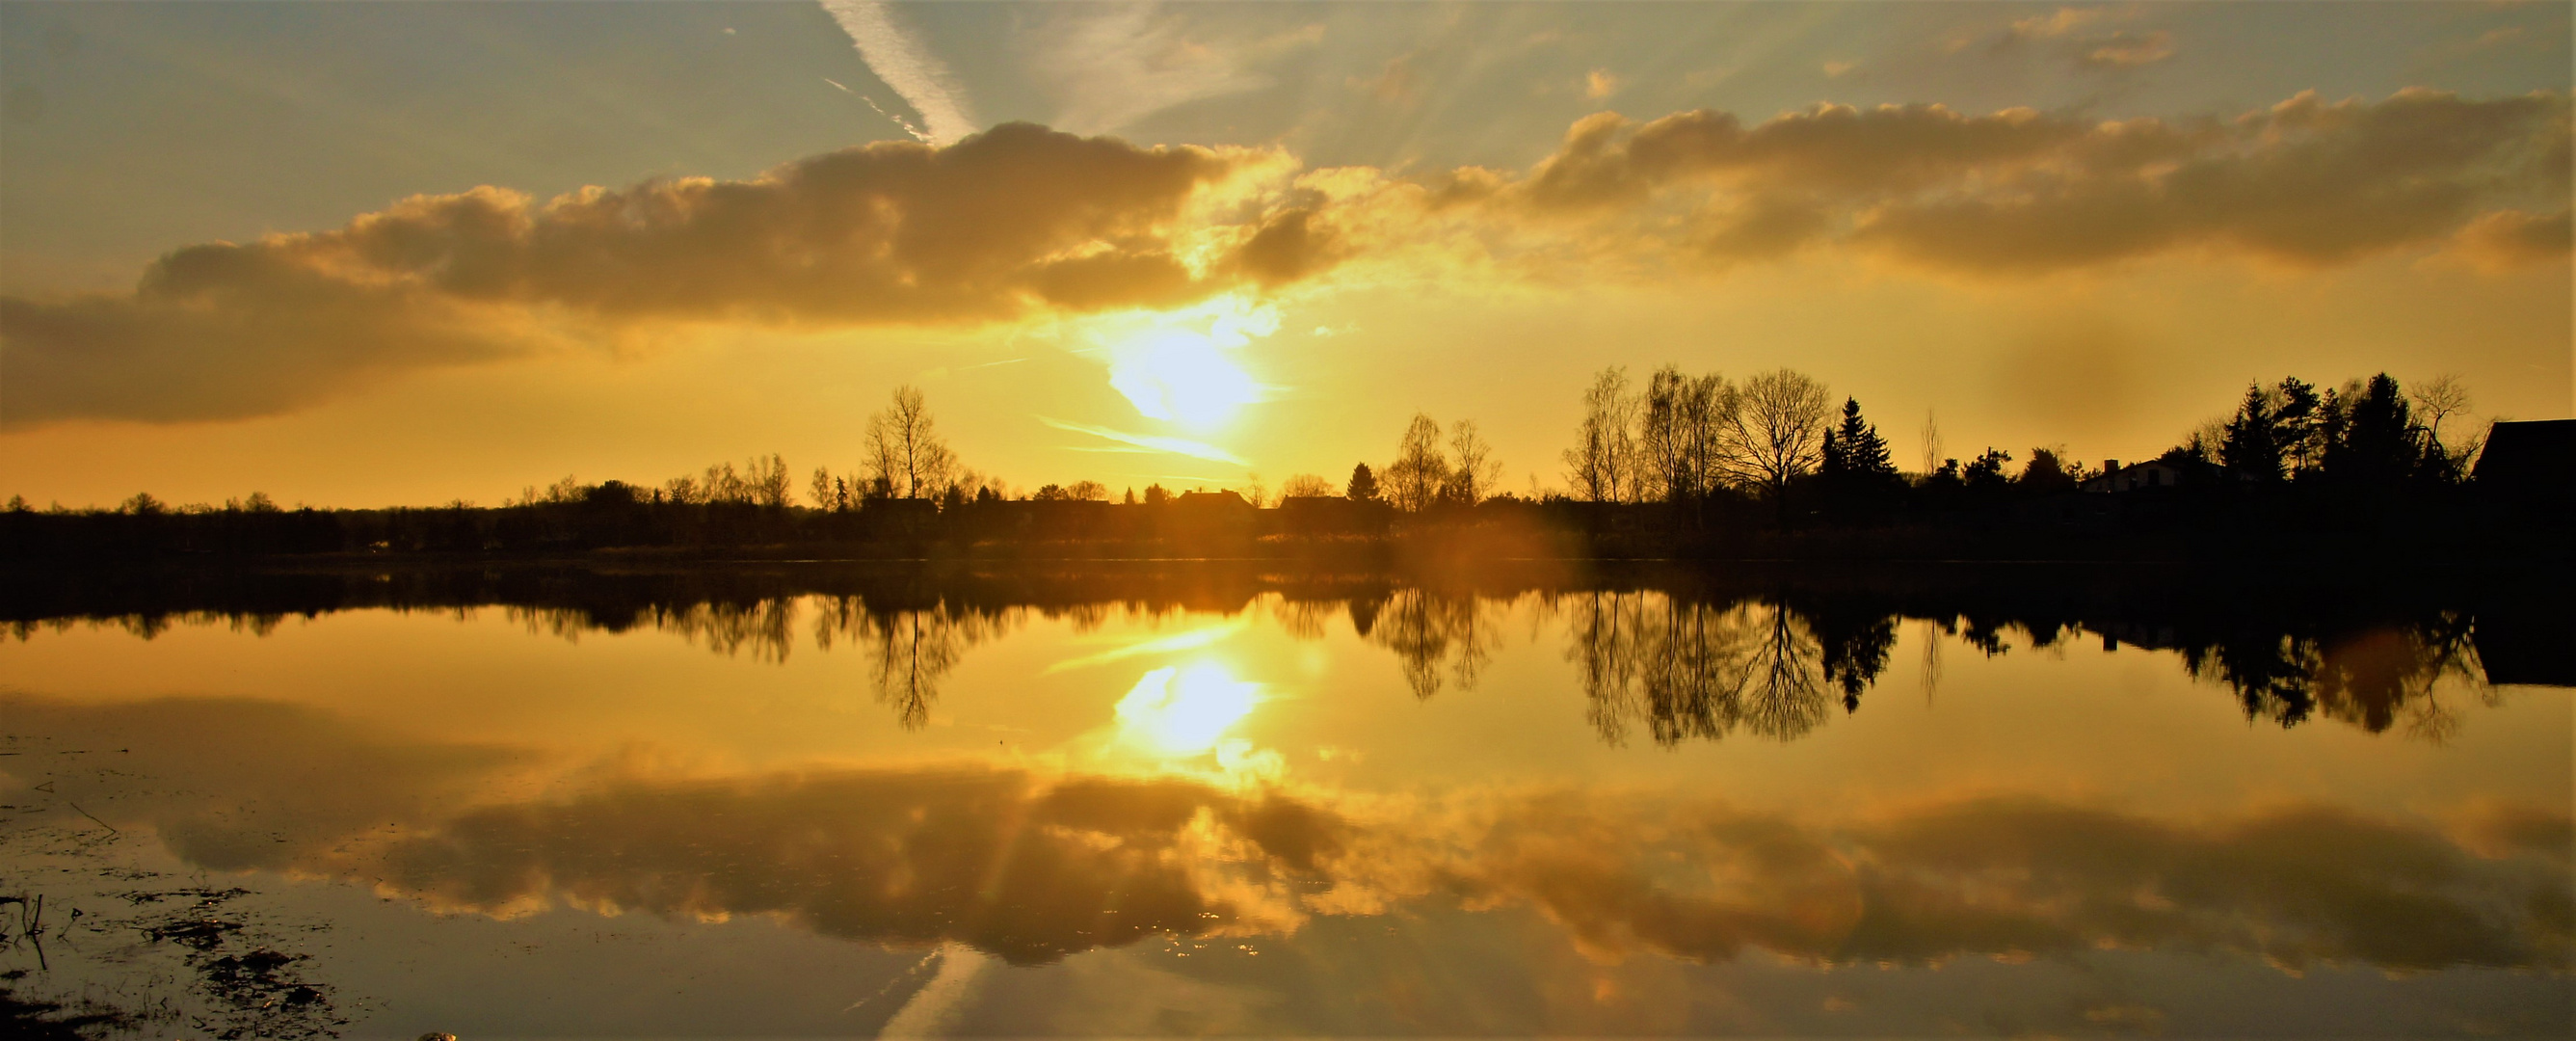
xmin=3 ymin=564 xmax=2568 ymax=1037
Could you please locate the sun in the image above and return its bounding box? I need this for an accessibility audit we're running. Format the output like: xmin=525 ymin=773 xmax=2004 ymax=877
xmin=1108 ymin=328 xmax=1262 ymax=430
xmin=1089 ymin=295 xmax=1278 ymax=431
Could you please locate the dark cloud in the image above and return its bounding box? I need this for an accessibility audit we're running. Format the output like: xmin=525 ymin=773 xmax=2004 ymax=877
xmin=1 ymin=123 xmax=1275 ymax=427
xmin=1481 ymin=89 xmax=2570 ymax=276
xmin=1231 ymin=207 xmax=1341 ymax=287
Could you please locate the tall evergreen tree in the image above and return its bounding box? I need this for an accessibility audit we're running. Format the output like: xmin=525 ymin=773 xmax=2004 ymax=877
xmin=2324 ymin=373 xmax=2424 ymax=486
xmin=1827 ymin=397 xmax=1896 ymax=478
xmin=2220 ymin=383 xmax=2285 ymax=482
xmin=1345 ymin=463 xmax=1381 ymax=502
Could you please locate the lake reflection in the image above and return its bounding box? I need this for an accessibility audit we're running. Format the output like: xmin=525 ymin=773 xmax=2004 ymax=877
xmin=2 ymin=564 xmax=2568 ymax=1037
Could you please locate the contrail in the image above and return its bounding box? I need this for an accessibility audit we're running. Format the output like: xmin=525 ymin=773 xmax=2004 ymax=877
xmin=825 ymin=75 xmax=930 ymax=142
xmin=1039 ymin=417 xmax=1248 ymax=466
xmin=817 ymin=0 xmax=979 ymax=146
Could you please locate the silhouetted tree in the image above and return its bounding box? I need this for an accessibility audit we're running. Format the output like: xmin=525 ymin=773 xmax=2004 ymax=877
xmin=1640 ymin=364 xmax=1734 ymax=505
xmin=2324 ymin=373 xmax=2430 ymax=486
xmin=2276 ymin=378 xmax=2327 ymax=475
xmin=810 ymin=467 xmax=842 ymax=512
xmin=1819 ymin=398 xmax=1895 ymax=478
xmin=1818 ymin=397 xmax=1900 ymax=511
xmin=745 ymin=454 xmax=792 ymax=508
xmin=1144 ymin=484 xmax=1172 ymax=505
xmin=1345 ymin=463 xmax=1381 ymax=503
xmin=2220 ymin=382 xmax=2287 ymax=482
xmin=1962 ymin=448 xmax=2013 ymax=492
xmin=1386 ymin=413 xmax=1447 ymax=511
xmin=1721 ymin=368 xmax=1831 ymax=513
xmin=1563 ymin=366 xmax=1637 ymax=502
xmin=1280 ymin=473 xmax=1335 ymax=498
xmin=865 ymin=386 xmax=957 ymax=499
xmin=1444 ymin=419 xmax=1501 ymax=505
xmin=2019 ymin=447 xmax=2078 ymax=493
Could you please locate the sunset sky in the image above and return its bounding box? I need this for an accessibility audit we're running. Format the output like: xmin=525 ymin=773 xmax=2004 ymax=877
xmin=2 ymin=1 xmax=2568 ymax=508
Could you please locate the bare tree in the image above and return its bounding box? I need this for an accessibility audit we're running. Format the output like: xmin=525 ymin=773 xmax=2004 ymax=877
xmin=2408 ymin=373 xmax=2474 ymax=467
xmin=864 ymin=386 xmax=958 ymax=499
xmin=1640 ymin=365 xmax=1691 ymax=500
xmin=1721 ymin=368 xmax=1831 ymax=506
xmin=745 ymin=453 xmax=791 ymax=507
xmin=1562 ymin=366 xmax=1637 ymax=502
xmin=1640 ymin=365 xmax=1735 ymax=503
xmin=1447 ymin=419 xmax=1502 ymax=505
xmin=1386 ymin=413 xmax=1449 ymax=511
xmin=810 ymin=467 xmax=838 ymax=511
xmin=1919 ymin=410 xmax=1942 ymax=477
xmin=1279 ymin=473 xmax=1335 ymax=498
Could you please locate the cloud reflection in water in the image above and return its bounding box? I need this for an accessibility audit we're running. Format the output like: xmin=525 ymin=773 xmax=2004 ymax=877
xmin=6 ymin=695 xmax=2565 ymax=975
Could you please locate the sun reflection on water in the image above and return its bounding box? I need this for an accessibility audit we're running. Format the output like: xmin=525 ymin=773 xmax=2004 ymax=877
xmin=1115 ymin=661 xmax=1262 ymax=757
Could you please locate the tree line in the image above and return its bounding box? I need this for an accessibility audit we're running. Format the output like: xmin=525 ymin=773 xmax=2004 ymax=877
xmin=3 ymin=366 xmax=2557 ymax=565
xmin=1539 ymin=363 xmax=2497 ymax=514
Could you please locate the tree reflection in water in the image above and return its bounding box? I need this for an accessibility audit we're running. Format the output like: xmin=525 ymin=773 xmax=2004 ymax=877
xmin=33 ymin=570 xmax=2534 ymax=744
xmin=504 ymin=597 xmax=1020 ymax=728
xmin=2177 ymin=614 xmax=2496 ymax=741
xmin=811 ymin=597 xmax=1021 ymax=730
xmin=1349 ymin=589 xmax=1505 ymax=699
xmin=1560 ymin=593 xmax=1835 ymax=747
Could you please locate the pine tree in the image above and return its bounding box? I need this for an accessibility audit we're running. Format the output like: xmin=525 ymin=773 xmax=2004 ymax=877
xmin=2324 ymin=373 xmax=2424 ymax=486
xmin=2220 ymin=383 xmax=2284 ymax=482
xmin=1345 ymin=463 xmax=1381 ymax=502
xmin=1832 ymin=397 xmax=1896 ymax=479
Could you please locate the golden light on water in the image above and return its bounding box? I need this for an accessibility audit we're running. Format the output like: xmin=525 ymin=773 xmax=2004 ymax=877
xmin=1114 ymin=661 xmax=1262 ymax=756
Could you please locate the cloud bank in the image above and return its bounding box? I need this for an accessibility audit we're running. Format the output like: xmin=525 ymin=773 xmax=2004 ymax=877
xmin=2 ymin=124 xmax=1281 ymax=426
xmin=1419 ymin=87 xmax=2573 ymax=274
xmin=3 ymin=88 xmax=2563 ymax=427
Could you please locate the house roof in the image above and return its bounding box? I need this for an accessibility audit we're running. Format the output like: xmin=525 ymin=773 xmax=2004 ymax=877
xmin=2472 ymin=419 xmax=2575 ymax=492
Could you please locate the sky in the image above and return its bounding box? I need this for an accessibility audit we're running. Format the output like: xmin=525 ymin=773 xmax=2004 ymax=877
xmin=1 ymin=0 xmax=2568 ymax=508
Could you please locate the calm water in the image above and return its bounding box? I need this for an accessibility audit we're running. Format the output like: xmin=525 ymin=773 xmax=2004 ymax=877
xmin=2 ymin=564 xmax=2569 ymax=1038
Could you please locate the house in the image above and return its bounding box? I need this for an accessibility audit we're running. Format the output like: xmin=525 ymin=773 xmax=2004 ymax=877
xmin=2471 ymin=419 xmax=2574 ymax=505
xmin=2080 ymin=458 xmax=2187 ymax=494
xmin=1273 ymin=494 xmax=1392 ymax=535
xmin=1173 ymin=490 xmax=1253 ymax=512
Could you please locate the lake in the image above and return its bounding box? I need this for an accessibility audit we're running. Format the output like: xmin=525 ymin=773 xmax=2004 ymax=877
xmin=3 ymin=562 xmax=2568 ymax=1038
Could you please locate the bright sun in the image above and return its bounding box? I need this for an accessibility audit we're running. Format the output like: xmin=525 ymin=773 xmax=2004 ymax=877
xmin=1115 ymin=661 xmax=1261 ymax=756
xmin=1093 ymin=296 xmax=1276 ymax=431
xmin=1108 ymin=329 xmax=1262 ymax=430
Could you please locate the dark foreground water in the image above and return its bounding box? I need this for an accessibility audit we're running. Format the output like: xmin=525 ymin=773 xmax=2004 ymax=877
xmin=2 ymin=563 xmax=2569 ymax=1038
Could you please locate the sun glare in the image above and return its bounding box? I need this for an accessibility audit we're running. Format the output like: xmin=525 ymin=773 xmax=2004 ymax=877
xmin=1093 ymin=296 xmax=1278 ymax=431
xmin=1114 ymin=662 xmax=1262 ymax=756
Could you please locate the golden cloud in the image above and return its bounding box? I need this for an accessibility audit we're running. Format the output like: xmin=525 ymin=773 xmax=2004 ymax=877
xmin=0 ymin=123 xmax=1291 ymax=427
xmin=3 ymin=90 xmax=2563 ymax=426
xmin=1433 ymin=88 xmax=2574 ymax=274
